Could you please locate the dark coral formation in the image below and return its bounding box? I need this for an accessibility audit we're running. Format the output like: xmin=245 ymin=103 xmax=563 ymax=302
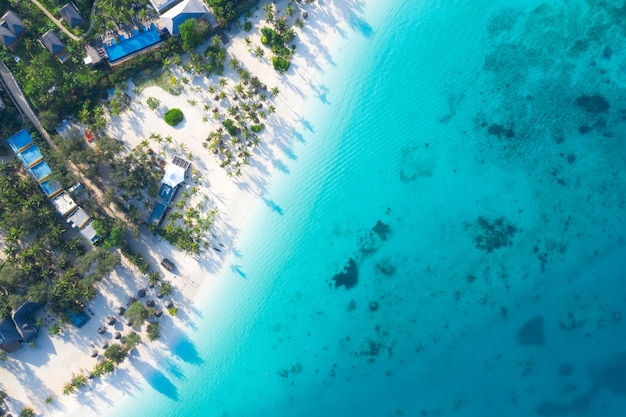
xmin=332 ymin=258 xmax=359 ymax=289
xmin=574 ymin=94 xmax=610 ymax=115
xmin=486 ymin=123 xmax=515 ymax=139
xmin=372 ymin=220 xmax=391 ymax=241
xmin=471 ymin=216 xmax=518 ymax=253
xmin=375 ymin=259 xmax=396 ymax=276
xmin=516 ymin=316 xmax=545 ymax=346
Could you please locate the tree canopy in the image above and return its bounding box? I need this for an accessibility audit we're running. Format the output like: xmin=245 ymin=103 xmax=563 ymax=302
xmin=179 ymin=18 xmax=210 ymax=53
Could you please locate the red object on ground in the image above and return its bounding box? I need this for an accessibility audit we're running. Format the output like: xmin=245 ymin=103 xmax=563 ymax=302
xmin=85 ymin=129 xmax=94 ymax=143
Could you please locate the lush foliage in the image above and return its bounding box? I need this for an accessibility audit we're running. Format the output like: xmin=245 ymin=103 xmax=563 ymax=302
xmin=146 ymin=97 xmax=161 ymax=110
xmin=164 ymin=108 xmax=184 ymax=126
xmin=179 ymin=18 xmax=210 ymax=53
xmin=125 ymin=301 xmax=152 ymax=326
xmin=146 ymin=321 xmax=160 ymax=342
xmin=104 ymin=343 xmax=128 ymax=364
xmin=0 ymin=157 xmax=118 ymax=317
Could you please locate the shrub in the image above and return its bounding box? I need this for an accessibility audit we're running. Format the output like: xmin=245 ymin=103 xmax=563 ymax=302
xmin=271 ymin=56 xmax=291 ymax=74
xmin=147 ymin=322 xmax=160 ymax=342
xmin=164 ymin=108 xmax=184 ymax=126
xmin=244 ymin=21 xmax=252 ymax=31
xmin=250 ymin=124 xmax=265 ymax=133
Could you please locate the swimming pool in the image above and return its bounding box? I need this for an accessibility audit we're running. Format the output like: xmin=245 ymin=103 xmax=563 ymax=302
xmin=104 ymin=24 xmax=161 ymax=63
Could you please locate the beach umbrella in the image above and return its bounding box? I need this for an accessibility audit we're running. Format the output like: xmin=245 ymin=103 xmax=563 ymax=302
xmin=107 ymin=316 xmax=117 ymax=325
xmin=164 ymin=300 xmax=174 ymax=309
xmin=116 ymin=306 xmax=126 ymax=316
xmin=97 ymin=327 xmax=106 ymax=334
xmin=101 ymin=340 xmax=109 ymax=349
xmin=146 ymin=299 xmax=155 ymax=308
xmin=90 ymin=350 xmax=98 ymax=357
xmin=137 ymin=288 xmax=146 ymax=298
xmin=114 ymin=332 xmax=121 ymax=339
xmin=120 ymin=336 xmax=126 ymax=344
xmin=127 ymin=296 xmax=137 ymax=306
xmin=156 ymin=292 xmax=164 ymax=299
xmin=127 ymin=319 xmax=134 ymax=327
xmin=154 ymin=309 xmax=163 ymax=317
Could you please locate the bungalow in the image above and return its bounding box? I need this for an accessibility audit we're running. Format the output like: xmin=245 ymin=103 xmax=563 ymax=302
xmin=59 ymin=2 xmax=84 ymax=29
xmin=0 ymin=10 xmax=25 ymax=50
xmin=39 ymin=30 xmax=70 ymax=63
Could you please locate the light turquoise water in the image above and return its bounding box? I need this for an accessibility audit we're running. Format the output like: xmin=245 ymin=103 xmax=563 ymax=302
xmin=110 ymin=0 xmax=626 ymax=416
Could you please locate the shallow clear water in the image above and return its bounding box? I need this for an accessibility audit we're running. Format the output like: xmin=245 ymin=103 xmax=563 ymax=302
xmin=111 ymin=0 xmax=626 ymax=416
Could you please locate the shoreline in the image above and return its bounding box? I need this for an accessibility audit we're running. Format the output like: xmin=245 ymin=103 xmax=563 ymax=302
xmin=0 ymin=0 xmax=367 ymax=415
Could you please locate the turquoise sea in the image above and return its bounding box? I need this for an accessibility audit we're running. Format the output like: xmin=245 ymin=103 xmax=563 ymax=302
xmin=110 ymin=0 xmax=626 ymax=416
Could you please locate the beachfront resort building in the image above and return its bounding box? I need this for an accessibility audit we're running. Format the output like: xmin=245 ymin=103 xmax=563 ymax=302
xmin=0 ymin=302 xmax=42 ymax=353
xmin=39 ymin=30 xmax=70 ymax=63
xmin=0 ymin=10 xmax=25 ymax=50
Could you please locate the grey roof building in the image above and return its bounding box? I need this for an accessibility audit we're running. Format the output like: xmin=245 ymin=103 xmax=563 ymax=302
xmin=1 ymin=10 xmax=24 ymax=37
xmin=59 ymin=2 xmax=84 ymax=29
xmin=39 ymin=30 xmax=70 ymax=63
xmin=12 ymin=302 xmax=42 ymax=343
xmin=0 ymin=318 xmax=22 ymax=353
xmin=0 ymin=10 xmax=24 ymax=50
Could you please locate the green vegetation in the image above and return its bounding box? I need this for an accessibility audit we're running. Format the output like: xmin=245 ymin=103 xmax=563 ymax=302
xmin=164 ymin=108 xmax=184 ymax=126
xmin=146 ymin=97 xmax=161 ymax=110
xmin=244 ymin=21 xmax=252 ymax=32
xmin=124 ymin=332 xmax=141 ymax=350
xmin=179 ymin=18 xmax=211 ymax=53
xmin=146 ymin=321 xmax=161 ymax=342
xmin=271 ymin=56 xmax=291 ymax=73
xmin=103 ymin=343 xmax=127 ymax=364
xmin=19 ymin=406 xmax=35 ymax=417
xmin=92 ymin=359 xmax=115 ymax=377
xmin=0 ymin=158 xmax=119 ymax=317
xmin=125 ymin=301 xmax=152 ymax=326
xmin=204 ymin=35 xmax=227 ymax=76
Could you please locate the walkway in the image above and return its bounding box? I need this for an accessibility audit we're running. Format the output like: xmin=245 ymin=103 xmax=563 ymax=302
xmin=30 ymin=0 xmax=81 ymax=42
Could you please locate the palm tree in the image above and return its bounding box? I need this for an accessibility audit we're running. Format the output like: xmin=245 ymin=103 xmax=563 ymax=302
xmin=263 ymin=3 xmax=275 ymax=22
xmin=219 ymin=78 xmax=228 ymax=88
xmin=229 ymin=58 xmax=240 ymax=71
xmin=270 ymin=86 xmax=280 ymax=98
xmin=244 ymin=36 xmax=252 ymax=46
xmin=254 ymin=46 xmax=265 ymax=58
xmin=285 ymin=4 xmax=296 ymax=17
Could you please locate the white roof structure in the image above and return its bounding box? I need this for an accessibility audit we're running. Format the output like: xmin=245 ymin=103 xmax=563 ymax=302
xmin=162 ymin=164 xmax=185 ymax=188
xmin=160 ymin=0 xmax=210 ymax=35
xmin=67 ymin=207 xmax=90 ymax=229
xmin=79 ymin=220 xmax=99 ymax=244
xmin=51 ymin=192 xmax=77 ymax=217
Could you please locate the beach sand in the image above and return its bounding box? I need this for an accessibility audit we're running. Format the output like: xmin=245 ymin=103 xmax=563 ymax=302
xmin=0 ymin=0 xmax=357 ymax=415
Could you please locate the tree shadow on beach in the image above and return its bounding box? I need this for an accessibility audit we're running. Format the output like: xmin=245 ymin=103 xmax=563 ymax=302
xmin=135 ymin=359 xmax=179 ymax=401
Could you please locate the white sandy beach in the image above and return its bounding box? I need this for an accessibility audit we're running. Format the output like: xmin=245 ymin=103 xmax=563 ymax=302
xmin=0 ymin=0 xmax=361 ymax=415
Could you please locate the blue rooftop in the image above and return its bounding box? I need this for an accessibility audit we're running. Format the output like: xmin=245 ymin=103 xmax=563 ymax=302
xmin=7 ymin=129 xmax=34 ymax=153
xmin=104 ymin=25 xmax=161 ymax=63
xmin=158 ymin=183 xmax=179 ymax=205
xmin=18 ymin=144 xmax=43 ymax=167
xmin=40 ymin=180 xmax=62 ymax=198
xmin=29 ymin=161 xmax=52 ymax=182
xmin=148 ymin=202 xmax=169 ymax=226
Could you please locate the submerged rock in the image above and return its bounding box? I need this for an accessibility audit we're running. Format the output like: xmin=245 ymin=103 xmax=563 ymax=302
xmin=517 ymin=316 xmax=545 ymax=346
xmin=332 ymin=258 xmax=359 ymax=289
xmin=575 ymin=94 xmax=610 ymax=115
xmin=372 ymin=220 xmax=391 ymax=241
